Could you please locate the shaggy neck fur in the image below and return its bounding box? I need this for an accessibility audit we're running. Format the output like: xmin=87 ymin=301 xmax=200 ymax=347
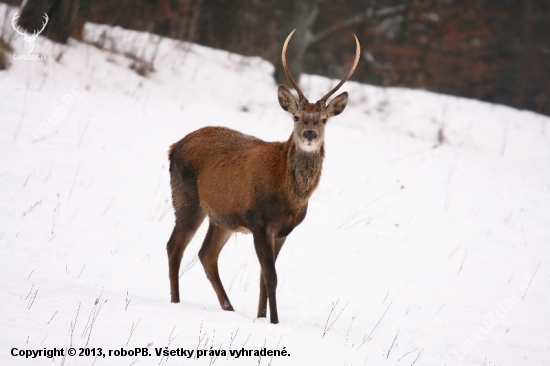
xmin=285 ymin=138 xmax=325 ymax=200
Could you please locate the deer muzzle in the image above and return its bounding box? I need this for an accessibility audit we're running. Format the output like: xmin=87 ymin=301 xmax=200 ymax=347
xmin=303 ymin=130 xmax=317 ymax=141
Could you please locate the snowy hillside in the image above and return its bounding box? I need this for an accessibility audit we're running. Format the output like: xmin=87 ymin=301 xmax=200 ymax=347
xmin=1 ymin=6 xmax=549 ymax=365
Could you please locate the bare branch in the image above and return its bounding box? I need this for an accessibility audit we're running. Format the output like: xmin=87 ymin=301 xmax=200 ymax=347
xmin=307 ymin=5 xmax=406 ymax=46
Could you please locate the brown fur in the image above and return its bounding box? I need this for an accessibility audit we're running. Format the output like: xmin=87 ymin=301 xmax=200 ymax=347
xmin=169 ymin=127 xmax=321 ymax=233
xmin=167 ymin=125 xmax=324 ymax=323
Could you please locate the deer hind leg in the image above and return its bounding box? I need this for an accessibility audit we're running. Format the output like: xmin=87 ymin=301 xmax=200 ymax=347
xmin=167 ymin=159 xmax=205 ymax=303
xmin=198 ymin=221 xmax=234 ymax=311
xmin=167 ymin=209 xmax=206 ymax=303
xmin=257 ymin=236 xmax=286 ymax=319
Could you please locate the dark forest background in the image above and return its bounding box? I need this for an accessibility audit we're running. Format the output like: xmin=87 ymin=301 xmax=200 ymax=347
xmin=4 ymin=0 xmax=550 ymax=116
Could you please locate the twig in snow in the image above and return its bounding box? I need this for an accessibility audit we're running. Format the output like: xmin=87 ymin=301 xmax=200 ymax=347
xmin=228 ymin=327 xmax=239 ymax=356
xmin=25 ymin=285 xmax=34 ymax=301
xmin=47 ymin=311 xmax=58 ymax=324
xmin=397 ymin=348 xmax=417 ymax=362
xmin=13 ymin=105 xmax=25 ymax=142
xmin=457 ymin=252 xmax=467 ymax=276
xmin=382 ymin=286 xmax=390 ymax=303
xmin=179 ymin=254 xmax=199 ymax=278
xmin=101 ymin=197 xmax=115 ymax=217
xmin=125 ymin=291 xmax=131 ymax=311
xmin=357 ymin=303 xmax=392 ymax=350
xmin=210 ymin=328 xmax=216 ymax=348
xmin=23 ymin=198 xmax=43 ymax=216
xmin=126 ymin=319 xmax=140 ymax=346
xmin=229 ymin=256 xmax=249 ymax=290
xmin=27 ymin=289 xmax=39 ymax=309
xmin=77 ymin=116 xmax=91 ymax=148
xmin=322 ymin=300 xmax=338 ymax=337
xmin=386 ymin=328 xmax=399 ymax=359
xmin=448 ymin=244 xmax=461 ymax=259
xmin=68 ymin=163 xmax=80 ymax=201
xmin=241 ymin=334 xmax=251 ymax=349
xmin=410 ymin=349 xmax=423 ymax=365
xmin=257 ymin=339 xmax=266 ymax=366
xmin=52 ymin=194 xmax=60 ymax=235
xmin=23 ymin=172 xmax=31 ymax=187
xmin=521 ymin=262 xmax=541 ymax=300
xmin=194 ymin=322 xmax=206 ymax=358
xmin=345 ymin=317 xmax=354 ymax=347
xmin=209 ymin=342 xmax=222 ymax=365
xmin=444 ymin=167 xmax=455 ymax=211
xmin=388 ymin=281 xmax=411 ymax=304
xmin=159 ymin=325 xmax=177 ymax=365
xmin=62 ymin=302 xmax=80 ymax=366
xmin=69 ymin=302 xmax=81 ymax=348
xmin=43 ymin=163 xmax=54 ymax=183
xmin=81 ymin=290 xmax=107 ymax=347
xmin=324 ymin=300 xmax=349 ymax=337
xmin=268 ymin=336 xmax=283 ymax=366
xmin=68 ymin=207 xmax=78 ymax=225
xmin=76 ymin=264 xmax=86 ymax=279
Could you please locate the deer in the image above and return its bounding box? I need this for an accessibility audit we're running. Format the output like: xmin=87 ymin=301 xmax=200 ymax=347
xmin=12 ymin=11 xmax=49 ymax=54
xmin=166 ymin=29 xmax=360 ymax=324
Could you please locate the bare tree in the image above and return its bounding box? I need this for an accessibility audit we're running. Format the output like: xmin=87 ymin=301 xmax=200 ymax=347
xmin=16 ymin=0 xmax=52 ymax=33
xmin=45 ymin=0 xmax=80 ymax=43
xmin=274 ymin=0 xmax=319 ymax=87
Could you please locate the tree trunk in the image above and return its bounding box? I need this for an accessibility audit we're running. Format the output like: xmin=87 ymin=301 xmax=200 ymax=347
xmin=274 ymin=0 xmax=319 ymax=89
xmin=45 ymin=0 xmax=80 ymax=43
xmin=17 ymin=0 xmax=53 ymax=33
xmin=19 ymin=0 xmax=81 ymax=45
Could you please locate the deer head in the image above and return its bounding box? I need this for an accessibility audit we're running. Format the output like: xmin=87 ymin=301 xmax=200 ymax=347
xmin=278 ymin=29 xmax=360 ymax=152
xmin=12 ymin=12 xmax=49 ymax=54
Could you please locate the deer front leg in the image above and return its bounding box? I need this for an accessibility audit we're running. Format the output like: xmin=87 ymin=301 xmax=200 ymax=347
xmin=252 ymin=230 xmax=279 ymax=324
xmin=257 ymin=236 xmax=286 ymax=319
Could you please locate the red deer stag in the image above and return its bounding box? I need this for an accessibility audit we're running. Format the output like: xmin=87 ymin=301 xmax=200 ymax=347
xmin=167 ymin=29 xmax=360 ymax=324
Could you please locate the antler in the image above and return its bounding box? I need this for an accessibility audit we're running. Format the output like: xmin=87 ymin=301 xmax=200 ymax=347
xmin=12 ymin=12 xmax=27 ymax=37
xmin=320 ymin=34 xmax=360 ymax=103
xmin=281 ymin=29 xmax=306 ymax=102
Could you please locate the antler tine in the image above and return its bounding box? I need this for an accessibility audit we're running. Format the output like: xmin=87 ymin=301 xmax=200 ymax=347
xmin=12 ymin=11 xmax=27 ymax=36
xmin=282 ymin=29 xmax=306 ymax=101
xmin=320 ymin=34 xmax=361 ymax=103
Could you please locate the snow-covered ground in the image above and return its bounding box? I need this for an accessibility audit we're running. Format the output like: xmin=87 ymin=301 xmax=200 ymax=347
xmin=1 ymin=5 xmax=549 ymax=365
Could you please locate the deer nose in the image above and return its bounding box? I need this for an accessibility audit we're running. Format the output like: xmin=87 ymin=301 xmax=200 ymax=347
xmin=303 ymin=130 xmax=317 ymax=141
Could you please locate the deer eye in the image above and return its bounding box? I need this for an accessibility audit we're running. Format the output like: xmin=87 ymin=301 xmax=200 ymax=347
xmin=293 ymin=116 xmax=299 ymax=122
xmin=322 ymin=118 xmax=327 ymax=124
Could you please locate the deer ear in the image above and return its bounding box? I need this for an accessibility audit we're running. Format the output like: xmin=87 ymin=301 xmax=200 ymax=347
xmin=278 ymin=85 xmax=298 ymax=114
xmin=326 ymin=92 xmax=348 ymax=117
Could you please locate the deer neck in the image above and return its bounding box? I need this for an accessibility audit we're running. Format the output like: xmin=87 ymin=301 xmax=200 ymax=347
xmin=284 ymin=135 xmax=325 ymax=200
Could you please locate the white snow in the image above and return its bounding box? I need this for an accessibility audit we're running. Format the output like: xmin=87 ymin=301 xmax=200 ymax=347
xmin=1 ymin=5 xmax=549 ymax=365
